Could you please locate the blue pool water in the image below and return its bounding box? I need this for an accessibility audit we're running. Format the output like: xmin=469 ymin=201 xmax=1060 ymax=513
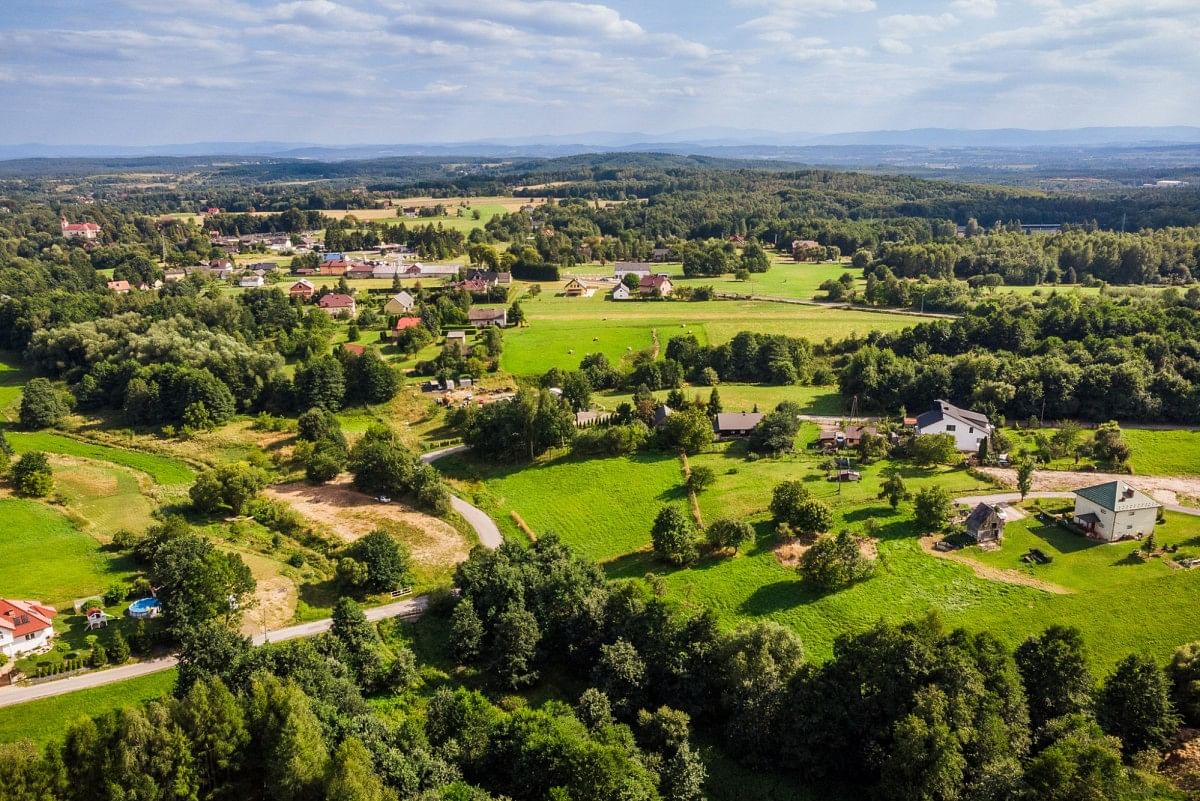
xmin=128 ymin=597 xmax=162 ymax=616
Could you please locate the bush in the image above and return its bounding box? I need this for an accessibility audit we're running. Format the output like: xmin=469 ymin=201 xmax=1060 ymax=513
xmin=799 ymin=530 xmax=874 ymax=591
xmin=11 ymin=451 xmax=53 ymax=497
xmin=651 ymin=506 xmax=698 ymax=566
xmin=686 ymin=466 xmax=716 ymax=493
xmin=706 ymin=518 xmax=753 ymax=553
xmin=914 ymin=486 xmax=954 ymax=531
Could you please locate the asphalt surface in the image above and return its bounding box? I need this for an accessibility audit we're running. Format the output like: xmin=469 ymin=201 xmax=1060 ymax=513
xmin=422 ymin=444 xmax=504 ymax=549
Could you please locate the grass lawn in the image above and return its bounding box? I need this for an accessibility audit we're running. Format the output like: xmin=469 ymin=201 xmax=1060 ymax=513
xmin=50 ymin=457 xmax=158 ymax=536
xmin=0 ymin=669 xmax=176 ymax=745
xmin=6 ymin=431 xmax=195 ymax=486
xmin=597 ymin=384 xmax=847 ymax=417
xmin=1123 ymin=429 xmax=1200 ymax=477
xmin=0 ymin=500 xmax=137 ymax=608
xmin=0 ymin=350 xmax=30 ymax=420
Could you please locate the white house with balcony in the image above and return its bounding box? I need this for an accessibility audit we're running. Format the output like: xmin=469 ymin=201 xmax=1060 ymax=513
xmin=914 ymin=399 xmax=993 ymax=452
xmin=1072 ymin=481 xmax=1161 ymax=542
xmin=0 ymin=599 xmax=56 ymax=659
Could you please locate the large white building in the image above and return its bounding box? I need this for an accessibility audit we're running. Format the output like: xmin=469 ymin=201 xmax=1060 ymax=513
xmin=0 ymin=599 xmax=56 ymax=660
xmin=914 ymin=399 xmax=993 ymax=452
xmin=1072 ymin=481 xmax=1161 ymax=542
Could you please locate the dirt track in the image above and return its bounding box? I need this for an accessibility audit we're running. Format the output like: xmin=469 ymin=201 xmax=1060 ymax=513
xmin=978 ymin=467 xmax=1200 ymax=507
xmin=265 ymin=476 xmax=470 ymax=568
xmin=918 ymin=535 xmax=1072 ymax=594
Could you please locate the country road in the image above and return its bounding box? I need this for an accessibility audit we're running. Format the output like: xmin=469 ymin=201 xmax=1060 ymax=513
xmin=0 ymin=447 xmax=501 ymax=709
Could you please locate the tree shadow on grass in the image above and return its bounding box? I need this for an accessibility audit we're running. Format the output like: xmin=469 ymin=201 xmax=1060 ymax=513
xmin=1026 ymin=523 xmax=1101 ymax=555
xmin=1111 ymin=548 xmax=1148 ymax=567
xmin=601 ymin=549 xmax=660 ymax=580
xmin=297 ymin=578 xmax=339 ymax=614
xmin=843 ymin=505 xmax=897 ymax=524
xmin=738 ymin=579 xmax=822 ymax=616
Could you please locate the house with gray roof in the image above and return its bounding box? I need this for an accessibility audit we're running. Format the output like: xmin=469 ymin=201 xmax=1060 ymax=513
xmin=714 ymin=412 xmax=765 ymax=439
xmin=1072 ymin=481 xmax=1160 ymax=542
xmin=915 ymin=399 xmax=992 ymax=452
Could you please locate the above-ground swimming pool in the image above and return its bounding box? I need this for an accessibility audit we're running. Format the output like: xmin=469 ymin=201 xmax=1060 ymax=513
xmin=128 ymin=597 xmax=162 ymax=618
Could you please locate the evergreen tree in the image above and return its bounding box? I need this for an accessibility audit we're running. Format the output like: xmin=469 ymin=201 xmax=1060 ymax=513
xmin=1096 ymin=654 xmax=1180 ymax=756
xmin=1016 ymin=626 xmax=1094 ymax=731
xmin=324 ymin=738 xmax=386 ymax=801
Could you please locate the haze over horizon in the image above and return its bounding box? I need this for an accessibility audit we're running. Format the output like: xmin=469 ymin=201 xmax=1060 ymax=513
xmin=3 ymin=0 xmax=1199 ymax=147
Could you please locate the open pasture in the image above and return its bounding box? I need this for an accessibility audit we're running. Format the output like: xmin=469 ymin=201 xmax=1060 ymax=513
xmin=0 ymin=351 xmax=30 ymax=419
xmin=6 ymin=431 xmax=195 ymax=486
xmin=0 ymin=670 xmax=176 ymax=745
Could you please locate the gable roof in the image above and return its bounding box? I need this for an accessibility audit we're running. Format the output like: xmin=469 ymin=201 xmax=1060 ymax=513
xmin=715 ymin=412 xmax=764 ymax=431
xmin=1073 ymin=481 xmax=1160 ymax=512
xmin=639 ymin=274 xmax=672 ymax=289
xmin=915 ymin=399 xmax=992 ymax=432
xmin=965 ymin=503 xmax=1005 ymax=529
xmin=0 ymin=599 xmax=56 ymax=637
xmin=393 ymin=316 xmax=422 ymax=331
xmin=341 ymin=343 xmax=366 ymax=356
xmin=106 ymin=280 xmax=130 ymax=291
xmin=468 ymin=307 xmax=506 ymax=322
xmin=318 ymin=293 xmax=355 ymax=308
xmin=389 ymin=290 xmax=414 ymax=306
xmin=290 ymin=279 xmax=314 ymax=291
xmin=614 ymin=261 xmax=652 ymax=274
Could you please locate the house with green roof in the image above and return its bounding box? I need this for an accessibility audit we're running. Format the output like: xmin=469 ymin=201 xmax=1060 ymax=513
xmin=1071 ymin=480 xmax=1160 ymax=542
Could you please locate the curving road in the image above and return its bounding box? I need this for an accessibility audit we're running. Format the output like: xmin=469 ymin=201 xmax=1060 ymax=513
xmin=422 ymin=444 xmax=504 ymax=549
xmin=0 ymin=448 xmax=502 ymax=709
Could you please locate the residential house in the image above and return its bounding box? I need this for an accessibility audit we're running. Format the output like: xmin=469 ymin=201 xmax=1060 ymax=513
xmin=611 ymin=283 xmax=633 ymax=301
xmin=843 ymin=424 xmax=879 ymax=448
xmin=563 ymin=278 xmax=594 ymax=298
xmin=106 ymin=280 xmax=131 ymax=294
xmin=289 ymin=279 xmax=315 ymax=299
xmin=465 ymin=269 xmax=501 ymax=286
xmin=455 ymin=278 xmax=492 ymax=296
xmin=965 ymin=503 xmax=1007 ymax=544
xmin=468 ymin=308 xmax=508 ymax=328
xmin=210 ymin=257 xmax=234 ymax=272
xmin=391 ymin=316 xmax=423 ymax=340
xmin=322 ymin=252 xmax=347 ymax=263
xmin=60 ymin=217 xmax=101 ymax=240
xmin=652 ymin=405 xmax=675 ymax=429
xmin=347 ymin=264 xmax=376 ymax=280
xmin=445 ymin=330 xmax=468 ymax=351
xmin=714 ymin=412 xmax=765 ymax=439
xmin=238 ymin=274 xmax=265 ymax=288
xmin=341 ymin=343 xmax=366 ymax=356
xmin=163 ymin=268 xmax=187 ymax=283
xmin=319 ymin=259 xmax=351 ymax=276
xmin=614 ymin=262 xmax=652 ymax=280
xmin=650 ymin=247 xmax=672 ymax=262
xmin=204 ymin=206 xmax=222 ymax=215
xmin=1072 ymin=481 xmax=1161 ymax=542
xmin=318 ymin=293 xmax=357 ymax=317
xmin=384 ymin=291 xmax=415 ymax=314
xmin=248 ymin=261 xmax=278 ymax=273
xmin=639 ymin=274 xmax=673 ymax=298
xmin=915 ymin=400 xmax=992 ymax=452
xmin=0 ymin=599 xmax=56 ymax=659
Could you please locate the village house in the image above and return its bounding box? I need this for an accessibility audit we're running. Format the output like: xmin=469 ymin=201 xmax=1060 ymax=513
xmin=210 ymin=257 xmax=234 ymax=272
xmin=106 ymin=280 xmax=131 ymax=294
xmin=319 ymin=259 xmax=351 ymax=276
xmin=915 ymin=399 xmax=992 ymax=452
xmin=965 ymin=503 xmax=1007 ymax=544
xmin=289 ymin=279 xmax=315 ymax=299
xmin=455 ymin=278 xmax=493 ymax=296
xmin=1072 ymin=481 xmax=1161 ymax=542
xmin=465 ymin=269 xmax=509 ymax=287
xmin=468 ymin=308 xmax=508 ymax=328
xmin=611 ymin=283 xmax=633 ymax=301
xmin=384 ymin=291 xmax=416 ymax=314
xmin=639 ymin=274 xmax=673 ymax=298
xmin=563 ymin=277 xmax=595 ymax=298
xmin=404 ymin=262 xmax=460 ymax=278
xmin=650 ymin=247 xmax=672 ymax=262
xmin=248 ymin=261 xmax=278 ymax=273
xmin=163 ymin=268 xmax=187 ymax=283
xmin=238 ymin=274 xmax=265 ymax=288
xmin=60 ymin=216 xmax=101 ymax=240
xmin=341 ymin=343 xmax=366 ymax=356
xmin=652 ymin=405 xmax=675 ymax=429
xmin=0 ymin=599 xmax=57 ymax=659
xmin=391 ymin=316 xmax=423 ymax=340
xmin=613 ymin=262 xmax=652 ymax=280
xmin=347 ymin=263 xmax=376 ymax=280
xmin=714 ymin=412 xmax=765 ymax=439
xmin=318 ymin=293 xmax=357 ymax=317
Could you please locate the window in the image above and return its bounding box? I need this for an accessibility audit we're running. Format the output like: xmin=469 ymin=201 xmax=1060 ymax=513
xmin=968 ymin=426 xmax=974 ymax=433
xmin=946 ymin=424 xmax=957 ymax=432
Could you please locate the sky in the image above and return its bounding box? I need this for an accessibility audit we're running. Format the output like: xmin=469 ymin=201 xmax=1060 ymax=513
xmin=1 ymin=0 xmax=1198 ymax=145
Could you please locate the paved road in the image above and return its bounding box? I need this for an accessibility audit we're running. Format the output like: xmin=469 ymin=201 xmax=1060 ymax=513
xmin=422 ymin=445 xmax=504 ymax=549
xmin=0 ymin=596 xmax=430 ymax=709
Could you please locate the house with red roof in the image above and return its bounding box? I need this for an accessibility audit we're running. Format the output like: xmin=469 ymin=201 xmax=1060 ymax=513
xmin=61 ymin=217 xmax=101 ymax=240
xmin=639 ymin=274 xmax=673 ymax=298
xmin=106 ymin=280 xmax=131 ymax=294
xmin=0 ymin=599 xmax=57 ymax=659
xmin=318 ymin=293 xmax=357 ymax=317
xmin=289 ymin=279 xmax=315 ymax=299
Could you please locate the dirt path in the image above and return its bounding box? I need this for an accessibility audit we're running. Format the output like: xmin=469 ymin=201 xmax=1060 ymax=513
xmin=918 ymin=535 xmax=1072 ymax=594
xmin=977 ymin=468 xmax=1200 ymax=509
xmin=264 ymin=476 xmax=470 ymax=567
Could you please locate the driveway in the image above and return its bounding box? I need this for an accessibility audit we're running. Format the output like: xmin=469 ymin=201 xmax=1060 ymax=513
xmin=422 ymin=445 xmax=504 ymax=549
xmin=972 ymin=469 xmax=1200 ymax=516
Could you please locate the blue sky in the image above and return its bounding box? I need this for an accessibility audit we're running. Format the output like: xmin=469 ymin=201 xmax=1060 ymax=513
xmin=1 ymin=0 xmax=1197 ymax=144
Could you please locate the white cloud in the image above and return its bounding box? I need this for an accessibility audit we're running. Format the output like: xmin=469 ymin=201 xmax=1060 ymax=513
xmin=950 ymin=0 xmax=998 ymax=18
xmin=878 ymin=13 xmax=959 ymax=38
xmin=879 ymin=38 xmax=913 ymax=55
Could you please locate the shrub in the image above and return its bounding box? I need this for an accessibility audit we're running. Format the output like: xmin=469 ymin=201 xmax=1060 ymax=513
xmin=651 ymin=506 xmax=698 ymax=566
xmin=799 ymin=530 xmax=874 ymax=591
xmin=11 ymin=451 xmax=53 ymax=497
xmin=19 ymin=377 xmax=71 ymax=429
xmin=706 ymin=518 xmax=754 ymax=553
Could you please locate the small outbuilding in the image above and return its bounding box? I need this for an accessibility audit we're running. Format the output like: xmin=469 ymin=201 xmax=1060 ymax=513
xmin=965 ymin=503 xmax=1007 ymax=545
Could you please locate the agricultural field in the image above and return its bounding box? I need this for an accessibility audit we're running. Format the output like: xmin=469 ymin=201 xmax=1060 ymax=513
xmin=0 ymin=670 xmax=176 ymax=745
xmin=441 ymin=432 xmax=1200 ymax=668
xmin=999 ymin=425 xmax=1200 ymax=478
xmin=597 ymin=384 xmax=848 ymax=417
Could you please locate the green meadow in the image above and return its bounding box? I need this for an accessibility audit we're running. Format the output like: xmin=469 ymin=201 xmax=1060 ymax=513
xmin=6 ymin=431 xmax=195 ymax=486
xmin=0 ymin=350 xmax=31 ymax=419
xmin=0 ymin=670 xmax=176 ymax=745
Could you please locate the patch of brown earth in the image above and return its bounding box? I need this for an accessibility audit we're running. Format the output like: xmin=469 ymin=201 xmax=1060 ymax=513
xmin=773 ymin=534 xmax=878 ymax=567
xmin=978 ymin=467 xmax=1200 ymax=500
xmin=1161 ymin=728 xmax=1200 ymax=792
xmin=918 ymin=535 xmax=1072 ymax=595
xmin=264 ymin=476 xmax=470 ymax=569
xmin=241 ymin=576 xmax=298 ymax=636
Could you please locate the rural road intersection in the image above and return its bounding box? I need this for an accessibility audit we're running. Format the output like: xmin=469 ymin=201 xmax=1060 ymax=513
xmin=0 ymin=446 xmax=497 ymax=708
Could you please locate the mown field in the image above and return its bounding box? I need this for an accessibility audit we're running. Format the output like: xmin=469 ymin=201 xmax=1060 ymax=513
xmin=441 ymin=431 xmax=1200 ymax=668
xmin=0 ymin=670 xmax=176 ymax=745
xmin=6 ymin=431 xmax=196 ymax=486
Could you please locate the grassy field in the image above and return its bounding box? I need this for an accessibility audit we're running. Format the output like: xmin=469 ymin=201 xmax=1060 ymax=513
xmin=0 ymin=351 xmax=30 ymax=420
xmin=0 ymin=500 xmax=137 ymax=607
xmin=442 ymin=430 xmax=1200 ymax=668
xmin=6 ymin=431 xmax=195 ymax=486
xmin=1123 ymin=429 xmax=1200 ymax=477
xmin=597 ymin=384 xmax=847 ymax=417
xmin=0 ymin=669 xmax=176 ymax=745
xmin=50 ymin=456 xmax=158 ymax=536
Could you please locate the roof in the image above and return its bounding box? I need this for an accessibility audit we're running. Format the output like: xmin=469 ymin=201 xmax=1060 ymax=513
xmin=468 ymin=308 xmax=506 ymax=321
xmin=457 ymin=279 xmax=491 ymax=293
xmin=614 ymin=261 xmax=652 ymax=273
xmin=393 ymin=316 xmax=422 ymax=331
xmin=0 ymin=599 xmax=56 ymax=637
xmin=915 ymin=399 xmax=992 ymax=432
xmin=290 ymin=279 xmax=314 ymax=290
xmin=966 ymin=503 xmax=1005 ymax=529
xmin=106 ymin=280 xmax=130 ymax=291
xmin=321 ymin=252 xmax=346 ymax=261
xmin=318 ymin=293 xmax=356 ymax=308
xmin=389 ymin=291 xmax=414 ymax=305
xmin=61 ymin=218 xmax=101 ymax=232
xmin=1073 ymin=481 xmax=1160 ymax=512
xmin=715 ymin=412 xmax=765 ymax=431
xmin=446 ymin=330 xmax=467 ymax=339
xmin=639 ymin=274 xmax=672 ymax=289
xmin=653 ymin=405 xmax=674 ymax=426
xmin=341 ymin=343 xmax=366 ymax=356
xmin=1076 ymin=512 xmax=1101 ymax=526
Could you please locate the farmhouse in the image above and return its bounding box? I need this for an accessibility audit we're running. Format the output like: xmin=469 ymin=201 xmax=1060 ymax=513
xmin=965 ymin=503 xmax=1007 ymax=544
xmin=465 ymin=269 xmax=511 ymax=286
xmin=289 ymin=279 xmax=315 ymax=299
xmin=611 ymin=283 xmax=633 ymax=301
xmin=468 ymin=308 xmax=508 ymax=328
xmin=563 ymin=278 xmax=595 ymax=298
xmin=0 ymin=599 xmax=56 ymax=659
xmin=384 ymin=291 xmax=415 ymax=314
xmin=106 ymin=280 xmax=131 ymax=294
xmin=60 ymin=216 xmax=101 ymax=240
xmin=238 ymin=274 xmax=265 ymax=288
xmin=318 ymin=293 xmax=357 ymax=317
xmin=915 ymin=399 xmax=992 ymax=452
xmin=714 ymin=412 xmax=765 ymax=439
xmin=614 ymin=262 xmax=652 ymax=279
xmin=639 ymin=274 xmax=673 ymax=298
xmin=1071 ymin=481 xmax=1161 ymax=542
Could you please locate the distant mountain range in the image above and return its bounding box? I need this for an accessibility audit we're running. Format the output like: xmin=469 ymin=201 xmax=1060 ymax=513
xmin=3 ymin=127 xmax=1200 ymax=162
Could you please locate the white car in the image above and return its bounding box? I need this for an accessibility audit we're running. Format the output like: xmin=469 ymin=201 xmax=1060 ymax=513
xmin=376 ymin=495 xmax=391 ymax=504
